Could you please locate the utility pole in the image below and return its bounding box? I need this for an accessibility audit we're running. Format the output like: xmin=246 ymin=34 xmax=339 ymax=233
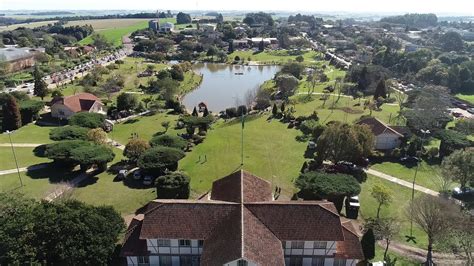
xmin=6 ymin=130 xmax=23 ymax=187
xmin=241 ymin=112 xmax=244 ymax=166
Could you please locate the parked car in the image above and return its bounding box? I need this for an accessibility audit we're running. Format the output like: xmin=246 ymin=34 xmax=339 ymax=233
xmin=133 ymin=170 xmax=142 ymax=180
xmin=452 ymin=187 xmax=474 ymax=201
xmin=143 ymin=176 xmax=154 ymax=186
xmin=307 ymin=141 xmax=316 ymax=149
xmin=117 ymin=169 xmax=128 ymax=180
xmin=400 ymin=156 xmax=420 ymax=165
xmin=467 ymin=108 xmax=474 ymax=115
xmin=345 ymin=195 xmax=360 ymax=219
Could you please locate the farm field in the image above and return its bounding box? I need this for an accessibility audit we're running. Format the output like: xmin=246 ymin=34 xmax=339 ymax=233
xmin=66 ymin=18 xmax=151 ymax=30
xmin=0 ymin=20 xmax=58 ymax=32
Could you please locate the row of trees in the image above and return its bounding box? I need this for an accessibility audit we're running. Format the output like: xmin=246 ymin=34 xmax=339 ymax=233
xmin=1 ymin=93 xmax=44 ymax=132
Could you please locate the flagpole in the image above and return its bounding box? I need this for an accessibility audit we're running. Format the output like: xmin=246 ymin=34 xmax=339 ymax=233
xmin=241 ymin=112 xmax=244 ymax=166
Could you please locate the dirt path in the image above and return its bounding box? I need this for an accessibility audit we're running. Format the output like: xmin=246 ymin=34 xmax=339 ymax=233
xmin=0 ymin=143 xmax=43 ymax=147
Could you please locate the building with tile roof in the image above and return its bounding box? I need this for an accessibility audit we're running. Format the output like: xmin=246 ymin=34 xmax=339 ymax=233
xmin=121 ymin=170 xmax=364 ymax=266
xmin=356 ymin=117 xmax=406 ymax=150
xmin=50 ymin=93 xmax=105 ymax=119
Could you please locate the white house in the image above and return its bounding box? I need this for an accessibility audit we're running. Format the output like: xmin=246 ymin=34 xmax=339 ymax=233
xmin=160 ymin=22 xmax=174 ymax=32
xmin=357 ymin=117 xmax=405 ymax=150
xmin=121 ymin=170 xmax=364 ymax=266
xmin=50 ymin=93 xmax=104 ymax=119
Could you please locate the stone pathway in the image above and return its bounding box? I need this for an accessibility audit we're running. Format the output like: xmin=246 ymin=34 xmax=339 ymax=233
xmin=43 ymin=168 xmax=95 ymax=202
xmin=366 ymin=168 xmax=439 ymax=196
xmin=0 ymin=163 xmax=49 ymax=176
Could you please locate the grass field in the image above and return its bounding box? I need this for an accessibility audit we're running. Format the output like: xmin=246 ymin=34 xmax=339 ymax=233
xmin=0 ymin=123 xmax=55 ymax=144
xmin=359 ymin=174 xmax=428 ymax=250
xmin=370 ymin=161 xmax=451 ymax=191
xmin=0 ymin=20 xmax=58 ymax=32
xmin=180 ymin=115 xmax=307 ymax=196
xmin=228 ymin=50 xmax=321 ymax=65
xmin=373 ymin=245 xmax=420 ymax=265
xmin=0 ymin=147 xmax=49 ymax=170
xmin=77 ymin=18 xmax=176 ymax=47
xmin=455 ymin=93 xmax=474 ymax=105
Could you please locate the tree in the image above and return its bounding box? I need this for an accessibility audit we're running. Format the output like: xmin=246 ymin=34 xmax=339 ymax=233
xmin=87 ymin=128 xmax=108 ymax=145
xmin=170 ymin=65 xmax=184 ymax=81
xmin=315 ymin=122 xmax=375 ymax=165
xmin=365 ymin=218 xmax=400 ymax=261
xmin=439 ymin=31 xmax=464 ymax=52
xmin=2 ymin=94 xmax=21 ymax=131
xmin=150 ymin=134 xmax=187 ymax=150
xmin=19 ymin=100 xmax=44 ymax=125
xmin=192 ymin=107 xmax=198 ymax=116
xmin=116 ymin=93 xmax=138 ymax=112
xmin=203 ymin=107 xmax=209 ymax=117
xmin=295 ymin=55 xmax=304 ymax=63
xmin=258 ymin=40 xmax=265 ymax=52
xmin=155 ymin=172 xmax=190 ymax=199
xmin=281 ymin=62 xmax=305 ymax=79
xmin=123 ymin=138 xmax=150 ymax=164
xmin=161 ymin=121 xmax=170 ymax=133
xmin=441 ymin=149 xmax=474 ymax=189
xmin=437 ymin=129 xmax=471 ymax=158
xmin=206 ymin=46 xmax=217 ymax=60
xmin=374 ymin=79 xmax=387 ymax=99
xmin=370 ymin=183 xmax=393 ymax=219
xmin=275 ymin=74 xmax=299 ymax=100
xmin=49 ymin=126 xmax=89 ymax=141
xmin=45 ymin=140 xmax=92 ymax=166
xmin=33 ymin=66 xmax=48 ymax=100
xmin=69 ymin=112 xmax=105 ymax=129
xmin=407 ymin=195 xmax=458 ymax=265
xmin=361 ymin=228 xmax=375 ymax=261
xmin=138 ymin=146 xmax=185 ymax=173
xmin=272 ymin=103 xmax=278 ymax=117
xmin=70 ymin=144 xmax=115 ymax=170
xmin=295 ymin=171 xmax=361 ymax=212
xmin=91 ymin=33 xmax=112 ymax=50
xmin=441 ymin=214 xmax=474 ymax=264
xmin=176 ymin=12 xmax=192 ymax=24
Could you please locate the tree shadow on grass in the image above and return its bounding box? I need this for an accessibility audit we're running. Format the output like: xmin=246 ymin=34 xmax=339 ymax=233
xmin=76 ymin=176 xmax=99 ymax=187
xmin=25 ymin=164 xmax=82 ymax=184
xmin=123 ymin=176 xmax=152 ymax=190
xmin=123 ymin=119 xmax=139 ymax=124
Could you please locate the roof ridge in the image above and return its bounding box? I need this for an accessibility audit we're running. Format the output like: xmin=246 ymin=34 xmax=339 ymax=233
xmin=244 ymin=205 xmax=282 ymax=242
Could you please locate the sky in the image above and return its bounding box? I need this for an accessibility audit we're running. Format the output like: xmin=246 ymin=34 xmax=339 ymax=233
xmin=1 ymin=0 xmax=473 ymax=15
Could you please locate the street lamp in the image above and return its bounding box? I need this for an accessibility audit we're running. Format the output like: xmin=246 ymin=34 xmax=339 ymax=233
xmin=4 ymin=130 xmax=23 ymax=187
xmin=406 ymin=129 xmax=430 ymax=243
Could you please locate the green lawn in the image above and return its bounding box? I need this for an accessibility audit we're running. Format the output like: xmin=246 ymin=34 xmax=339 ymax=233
xmin=228 ymin=50 xmax=320 ymax=65
xmin=0 ymin=123 xmax=55 ymax=144
xmin=359 ymin=174 xmax=428 ymax=250
xmin=180 ymin=115 xmax=307 ymax=196
xmin=455 ymin=93 xmax=474 ymax=105
xmin=0 ymin=147 xmax=49 ymax=170
xmin=109 ymin=112 xmax=182 ymax=145
xmin=79 ymin=21 xmax=148 ymax=47
xmin=373 ymin=245 xmax=420 ymax=265
xmin=370 ymin=161 xmax=447 ymax=191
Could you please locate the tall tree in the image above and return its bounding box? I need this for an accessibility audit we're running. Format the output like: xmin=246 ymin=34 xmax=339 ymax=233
xmin=2 ymin=94 xmax=21 ymax=131
xmin=441 ymin=149 xmax=474 ymax=189
xmin=374 ymin=79 xmax=387 ymax=99
xmin=371 ymin=183 xmax=393 ymax=219
xmin=33 ymin=66 xmax=48 ymax=100
xmin=407 ymin=195 xmax=458 ymax=265
xmin=361 ymin=228 xmax=375 ymax=261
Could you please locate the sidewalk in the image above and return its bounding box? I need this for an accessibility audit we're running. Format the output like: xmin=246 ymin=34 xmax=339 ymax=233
xmin=366 ymin=168 xmax=439 ymax=196
xmin=0 ymin=163 xmax=49 ymax=176
xmin=0 ymin=143 xmax=43 ymax=147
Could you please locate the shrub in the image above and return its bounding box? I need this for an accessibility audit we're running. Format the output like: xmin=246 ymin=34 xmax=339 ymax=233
xmin=87 ymin=128 xmax=108 ymax=145
xmin=70 ymin=144 xmax=115 ymax=170
xmin=69 ymin=112 xmax=105 ymax=129
xmin=124 ymin=138 xmax=150 ymax=163
xmin=138 ymin=146 xmax=185 ymax=173
xmin=44 ymin=140 xmax=91 ymax=166
xmin=116 ymin=93 xmax=138 ymax=111
xmin=237 ymin=105 xmax=248 ymax=115
xmin=225 ymin=107 xmax=238 ymax=118
xmin=155 ymin=172 xmax=190 ymax=199
xmin=50 ymin=126 xmax=89 ymax=141
xmin=150 ymin=135 xmax=187 ymax=150
xmin=19 ymin=100 xmax=44 ymax=124
xmin=437 ymin=129 xmax=471 ymax=158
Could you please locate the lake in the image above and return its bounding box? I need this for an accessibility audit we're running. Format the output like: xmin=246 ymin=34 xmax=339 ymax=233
xmin=183 ymin=63 xmax=280 ymax=112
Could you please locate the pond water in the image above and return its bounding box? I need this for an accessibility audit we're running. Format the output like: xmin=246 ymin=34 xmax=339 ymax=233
xmin=183 ymin=63 xmax=280 ymax=112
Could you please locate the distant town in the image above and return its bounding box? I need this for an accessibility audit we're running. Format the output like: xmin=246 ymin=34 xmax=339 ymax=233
xmin=0 ymin=8 xmax=473 ymax=266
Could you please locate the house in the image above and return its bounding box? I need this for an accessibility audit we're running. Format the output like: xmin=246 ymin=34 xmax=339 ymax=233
xmin=121 ymin=170 xmax=364 ymax=266
xmin=200 ymin=23 xmax=216 ymax=32
xmin=64 ymin=45 xmax=96 ymax=57
xmin=161 ymin=22 xmax=174 ymax=32
xmin=357 ymin=117 xmax=405 ymax=150
xmin=0 ymin=46 xmax=45 ymax=73
xmin=50 ymin=93 xmax=105 ymax=119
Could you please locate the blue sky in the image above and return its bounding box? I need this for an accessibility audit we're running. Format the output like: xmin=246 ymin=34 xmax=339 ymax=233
xmin=1 ymin=0 xmax=473 ymax=15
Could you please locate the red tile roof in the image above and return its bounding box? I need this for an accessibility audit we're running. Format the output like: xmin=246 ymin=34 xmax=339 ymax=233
xmin=120 ymin=215 xmax=148 ymax=257
xmin=123 ymin=170 xmax=363 ymax=264
xmin=336 ymin=220 xmax=365 ymax=260
xmin=51 ymin=93 xmax=101 ymax=113
xmin=357 ymin=117 xmax=404 ymax=137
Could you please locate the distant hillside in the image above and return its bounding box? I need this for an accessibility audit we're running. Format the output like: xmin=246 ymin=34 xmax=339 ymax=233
xmin=380 ymin=13 xmax=438 ymax=27
xmin=29 ymin=11 xmax=75 ymax=16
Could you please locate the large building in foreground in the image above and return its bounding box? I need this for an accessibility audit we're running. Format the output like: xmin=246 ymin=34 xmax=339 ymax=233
xmin=121 ymin=170 xmax=364 ymax=266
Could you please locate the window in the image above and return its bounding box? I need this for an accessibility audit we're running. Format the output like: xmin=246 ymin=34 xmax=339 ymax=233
xmin=181 ymin=256 xmax=201 ymax=266
xmin=291 ymin=241 xmax=304 ymax=249
xmin=157 ymin=239 xmax=171 ymax=246
xmin=237 ymin=260 xmax=248 ymax=266
xmin=137 ymin=256 xmax=149 ymax=266
xmin=179 ymin=239 xmax=191 ymax=247
xmin=313 ymin=241 xmax=327 ymax=249
xmin=334 ymin=258 xmax=347 ymax=266
xmin=289 ymin=257 xmax=303 ymax=266
xmin=312 ymin=257 xmax=325 ymax=266
xmin=198 ymin=240 xmax=204 ymax=247
xmin=159 ymin=256 xmax=172 ymax=266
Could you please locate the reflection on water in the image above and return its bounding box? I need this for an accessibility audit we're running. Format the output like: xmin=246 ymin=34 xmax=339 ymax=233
xmin=183 ymin=63 xmax=280 ymax=112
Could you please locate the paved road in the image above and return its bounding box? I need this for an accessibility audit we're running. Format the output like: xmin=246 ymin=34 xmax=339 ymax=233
xmin=366 ymin=168 xmax=439 ymax=196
